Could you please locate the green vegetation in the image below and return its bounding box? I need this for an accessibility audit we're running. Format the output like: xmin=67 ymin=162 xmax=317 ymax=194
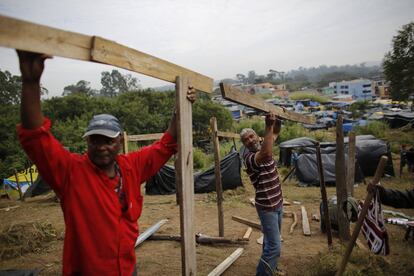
xmin=288 ymin=92 xmax=329 ymax=103
xmin=0 ymin=68 xmax=233 ymax=179
xmin=383 ymin=21 xmax=414 ymax=102
xmin=349 ymin=101 xmax=370 ymax=119
xmin=354 ymin=121 xmax=389 ymax=139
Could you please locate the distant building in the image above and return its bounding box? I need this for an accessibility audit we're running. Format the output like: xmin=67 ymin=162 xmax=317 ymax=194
xmin=372 ymin=80 xmax=390 ymax=99
xmin=330 ymin=79 xmax=373 ymax=101
xmin=321 ymin=86 xmax=336 ymax=95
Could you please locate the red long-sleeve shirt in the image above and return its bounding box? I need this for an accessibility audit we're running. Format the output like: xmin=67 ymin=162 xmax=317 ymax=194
xmin=17 ymin=118 xmax=177 ymax=276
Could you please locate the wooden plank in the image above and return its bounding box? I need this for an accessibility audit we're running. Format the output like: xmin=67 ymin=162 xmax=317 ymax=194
xmin=210 ymin=117 xmax=224 ymax=237
xmin=242 ymin=227 xmax=252 ymax=240
xmin=92 ymin=36 xmax=213 ymax=93
xmin=316 ymin=142 xmax=333 ymax=248
xmin=207 ymin=248 xmax=244 ymax=276
xmin=336 ymin=156 xmax=388 ymax=276
xmin=127 ymin=133 xmax=164 ymax=142
xmin=0 ymin=15 xmax=91 ymax=60
xmin=232 ymin=215 xmax=261 ymax=230
xmin=301 ymin=206 xmax=311 ymax=236
xmin=175 ymin=76 xmax=196 ymax=276
xmin=347 ymin=132 xmax=356 ymax=196
xmin=217 ymin=131 xmax=240 ymax=139
xmin=135 ymin=219 xmax=168 ymax=247
xmin=335 ymin=115 xmax=350 ymax=241
xmin=219 ymin=83 xmax=316 ymax=124
xmin=0 ymin=15 xmax=213 ymax=93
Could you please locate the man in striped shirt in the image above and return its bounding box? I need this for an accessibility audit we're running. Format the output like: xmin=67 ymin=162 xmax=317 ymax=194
xmin=240 ymin=113 xmax=284 ymax=276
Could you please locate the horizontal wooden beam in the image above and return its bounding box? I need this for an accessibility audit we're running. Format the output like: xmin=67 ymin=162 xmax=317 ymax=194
xmin=220 ymin=83 xmax=316 ymax=124
xmin=232 ymin=215 xmax=261 ymax=230
xmin=127 ymin=133 xmax=164 ymax=142
xmin=217 ymin=131 xmax=240 ymax=139
xmin=91 ymin=36 xmax=213 ymax=93
xmin=0 ymin=15 xmax=213 ymax=93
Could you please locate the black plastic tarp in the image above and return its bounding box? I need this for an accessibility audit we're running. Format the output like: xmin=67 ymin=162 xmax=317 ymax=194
xmin=383 ymin=111 xmax=414 ymax=128
xmin=279 ymin=135 xmax=394 ymax=185
xmin=145 ymin=148 xmax=243 ymax=195
xmin=23 ymin=177 xmax=51 ymax=198
xmin=295 ymin=153 xmax=364 ymax=186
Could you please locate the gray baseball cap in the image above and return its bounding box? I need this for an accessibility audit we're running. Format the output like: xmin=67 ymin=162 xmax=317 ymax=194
xmin=82 ymin=114 xmax=123 ymax=138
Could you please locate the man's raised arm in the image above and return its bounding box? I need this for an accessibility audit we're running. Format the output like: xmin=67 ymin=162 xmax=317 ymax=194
xmin=255 ymin=113 xmax=281 ymax=163
xmin=17 ymin=50 xmax=51 ymax=129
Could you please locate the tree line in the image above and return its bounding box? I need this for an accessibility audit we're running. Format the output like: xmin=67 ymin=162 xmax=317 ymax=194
xmin=0 ymin=69 xmax=233 ymax=179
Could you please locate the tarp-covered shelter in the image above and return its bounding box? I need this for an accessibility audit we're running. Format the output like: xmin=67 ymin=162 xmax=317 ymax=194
xmin=1 ymin=165 xmax=38 ymax=194
xmin=383 ymin=111 xmax=414 ymax=128
xmin=279 ymin=135 xmax=394 ymax=186
xmin=146 ymin=147 xmax=243 ymax=195
xmin=1 ymin=165 xmax=51 ymax=197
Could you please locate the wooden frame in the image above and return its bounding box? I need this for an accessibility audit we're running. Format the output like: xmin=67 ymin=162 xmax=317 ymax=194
xmin=0 ymin=15 xmax=210 ymax=275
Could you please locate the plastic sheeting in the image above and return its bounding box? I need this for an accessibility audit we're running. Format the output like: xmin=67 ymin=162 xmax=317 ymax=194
xmin=145 ymin=148 xmax=243 ymax=195
xmin=279 ymin=135 xmax=394 ymax=186
xmin=23 ymin=177 xmax=51 ymax=198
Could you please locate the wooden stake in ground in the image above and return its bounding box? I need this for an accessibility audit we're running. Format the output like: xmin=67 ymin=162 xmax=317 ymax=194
xmin=336 ymin=156 xmax=388 ymax=276
xmin=315 ymin=142 xmax=333 ymax=248
xmin=335 ymin=115 xmax=350 ymax=241
xmin=14 ymin=169 xmax=24 ymax=201
xmin=122 ymin=131 xmax=129 ymax=154
xmin=219 ymin=83 xmax=316 ymax=124
xmin=301 ymin=206 xmax=311 ymax=236
xmin=207 ymin=248 xmax=244 ymax=276
xmin=210 ymin=117 xmax=224 ymax=237
xmin=347 ymin=132 xmax=356 ymax=196
xmin=175 ymin=76 xmax=196 ymax=276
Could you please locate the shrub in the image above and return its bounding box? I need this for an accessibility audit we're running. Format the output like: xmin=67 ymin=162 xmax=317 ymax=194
xmin=193 ymin=147 xmax=209 ymax=170
xmin=353 ymin=121 xmax=389 ymax=139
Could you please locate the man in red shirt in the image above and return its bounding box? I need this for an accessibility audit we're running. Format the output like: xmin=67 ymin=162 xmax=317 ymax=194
xmin=16 ymin=51 xmax=195 ymax=276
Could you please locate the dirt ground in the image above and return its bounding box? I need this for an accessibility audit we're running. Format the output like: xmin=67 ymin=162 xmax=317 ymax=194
xmin=1 ymin=161 xmax=414 ymax=275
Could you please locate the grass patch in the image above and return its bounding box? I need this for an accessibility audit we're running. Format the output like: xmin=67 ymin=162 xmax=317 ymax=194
xmin=307 ymin=244 xmax=391 ymax=276
xmin=289 ymin=92 xmax=329 ymax=103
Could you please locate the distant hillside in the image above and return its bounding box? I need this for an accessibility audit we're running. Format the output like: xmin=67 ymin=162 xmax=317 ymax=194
xmin=217 ymin=62 xmax=383 ymax=90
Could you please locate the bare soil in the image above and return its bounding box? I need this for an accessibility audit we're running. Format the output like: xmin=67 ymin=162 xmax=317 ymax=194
xmin=1 ymin=164 xmax=413 ymax=275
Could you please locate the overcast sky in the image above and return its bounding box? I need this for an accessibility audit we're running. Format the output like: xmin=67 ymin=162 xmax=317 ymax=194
xmin=0 ymin=0 xmax=413 ymax=97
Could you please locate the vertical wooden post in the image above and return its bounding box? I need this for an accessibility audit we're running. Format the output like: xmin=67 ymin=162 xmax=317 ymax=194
xmin=123 ymin=131 xmax=129 ymax=154
xmin=315 ymin=142 xmax=333 ymax=248
xmin=335 ymin=115 xmax=350 ymax=241
xmin=14 ymin=169 xmax=24 ymax=201
xmin=346 ymin=132 xmax=356 ymax=196
xmin=175 ymin=76 xmax=196 ymax=276
xmin=210 ymin=117 xmax=224 ymax=237
xmin=336 ymin=156 xmax=388 ymax=276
